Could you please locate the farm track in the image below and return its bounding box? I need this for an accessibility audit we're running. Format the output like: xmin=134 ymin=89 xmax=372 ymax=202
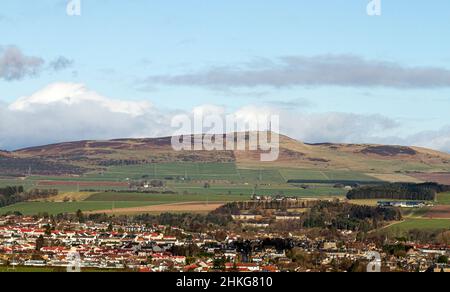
xmin=368 ymin=220 xmax=406 ymax=234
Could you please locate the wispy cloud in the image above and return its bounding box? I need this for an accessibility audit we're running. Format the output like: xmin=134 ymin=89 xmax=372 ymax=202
xmin=0 ymin=46 xmax=44 ymax=81
xmin=265 ymin=97 xmax=314 ymax=109
xmin=143 ymin=55 xmax=450 ymax=89
xmin=48 ymin=56 xmax=74 ymax=71
xmin=0 ymin=46 xmax=73 ymax=81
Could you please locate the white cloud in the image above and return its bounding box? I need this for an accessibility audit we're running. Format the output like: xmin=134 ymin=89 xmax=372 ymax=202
xmin=0 ymin=82 xmax=171 ymax=149
xmin=231 ymin=106 xmax=399 ymax=144
xmin=9 ymin=82 xmax=152 ymax=116
xmin=403 ymin=127 xmax=450 ymax=153
xmin=191 ymin=104 xmax=225 ymax=117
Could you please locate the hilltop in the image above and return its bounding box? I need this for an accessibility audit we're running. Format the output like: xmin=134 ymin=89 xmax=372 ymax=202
xmin=9 ymin=132 xmax=450 ymax=177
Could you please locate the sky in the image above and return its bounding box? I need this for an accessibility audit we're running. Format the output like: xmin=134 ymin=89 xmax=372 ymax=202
xmin=1 ymin=0 xmax=450 ymax=151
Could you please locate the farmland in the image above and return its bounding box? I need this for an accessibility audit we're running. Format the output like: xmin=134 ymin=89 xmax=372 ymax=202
xmin=385 ymin=219 xmax=450 ymax=234
xmin=0 ymin=162 xmax=376 ymax=195
xmin=86 ymin=162 xmax=241 ymax=181
xmin=424 ymin=206 xmax=450 ymax=219
xmin=1 ymin=161 xmax=447 ymax=216
xmin=86 ymin=202 xmax=225 ymax=215
xmin=0 ymin=201 xmax=166 ymax=216
xmin=409 ymin=173 xmax=450 ymax=184
xmin=83 ymin=163 xmax=384 ymax=184
xmin=86 ymin=192 xmax=251 ymax=203
xmin=437 ymin=192 xmax=450 ymax=205
xmin=278 ymin=169 xmax=379 ymax=182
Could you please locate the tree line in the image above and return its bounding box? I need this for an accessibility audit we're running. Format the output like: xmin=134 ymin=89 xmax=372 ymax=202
xmin=0 ymin=186 xmax=58 ymax=208
xmin=346 ymin=182 xmax=450 ymax=201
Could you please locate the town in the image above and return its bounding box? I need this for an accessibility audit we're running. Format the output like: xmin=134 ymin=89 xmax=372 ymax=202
xmin=0 ymin=213 xmax=448 ymax=273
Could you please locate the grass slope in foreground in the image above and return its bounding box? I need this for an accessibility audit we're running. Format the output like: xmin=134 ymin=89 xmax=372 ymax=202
xmin=385 ymin=219 xmax=450 ymax=234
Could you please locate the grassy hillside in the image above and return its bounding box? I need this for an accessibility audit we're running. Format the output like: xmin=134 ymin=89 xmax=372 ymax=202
xmin=10 ymin=132 xmax=450 ymax=176
xmin=385 ymin=219 xmax=450 ymax=234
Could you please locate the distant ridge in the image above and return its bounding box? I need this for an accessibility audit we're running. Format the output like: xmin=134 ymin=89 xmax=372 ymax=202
xmin=7 ymin=132 xmax=450 ymax=177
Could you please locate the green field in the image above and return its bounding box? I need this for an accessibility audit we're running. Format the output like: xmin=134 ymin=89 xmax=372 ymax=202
xmin=83 ymin=163 xmax=381 ymax=184
xmin=437 ymin=192 xmax=450 ymax=205
xmin=86 ymin=162 xmax=241 ymax=181
xmin=238 ymin=169 xmax=285 ymax=183
xmin=278 ymin=169 xmax=379 ymax=182
xmin=385 ymin=219 xmax=450 ymax=234
xmin=1 ymin=163 xmax=384 ymax=194
xmin=86 ymin=188 xmax=345 ymax=203
xmin=0 ymin=163 xmax=371 ymax=197
xmin=86 ymin=192 xmax=251 ymax=202
xmin=0 ymin=179 xmax=34 ymax=189
xmin=0 ymin=201 xmax=164 ymax=216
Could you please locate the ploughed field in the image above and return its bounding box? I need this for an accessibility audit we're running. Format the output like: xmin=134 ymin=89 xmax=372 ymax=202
xmin=409 ymin=173 xmax=450 ymax=185
xmin=424 ymin=206 xmax=450 ymax=219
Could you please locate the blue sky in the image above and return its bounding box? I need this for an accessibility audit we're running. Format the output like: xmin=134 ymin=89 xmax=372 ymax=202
xmin=1 ymin=0 xmax=450 ymax=150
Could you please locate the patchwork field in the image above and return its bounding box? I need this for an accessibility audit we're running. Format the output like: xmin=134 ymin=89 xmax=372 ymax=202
xmin=1 ymin=163 xmax=369 ymax=196
xmin=86 ymin=163 xmax=241 ymax=181
xmin=2 ymin=162 xmax=449 ymax=217
xmin=84 ymin=163 xmax=384 ymax=184
xmin=0 ymin=184 xmax=346 ymax=216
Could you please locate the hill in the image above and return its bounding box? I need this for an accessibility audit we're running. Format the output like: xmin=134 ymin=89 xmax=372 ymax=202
xmin=10 ymin=132 xmax=450 ymax=176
